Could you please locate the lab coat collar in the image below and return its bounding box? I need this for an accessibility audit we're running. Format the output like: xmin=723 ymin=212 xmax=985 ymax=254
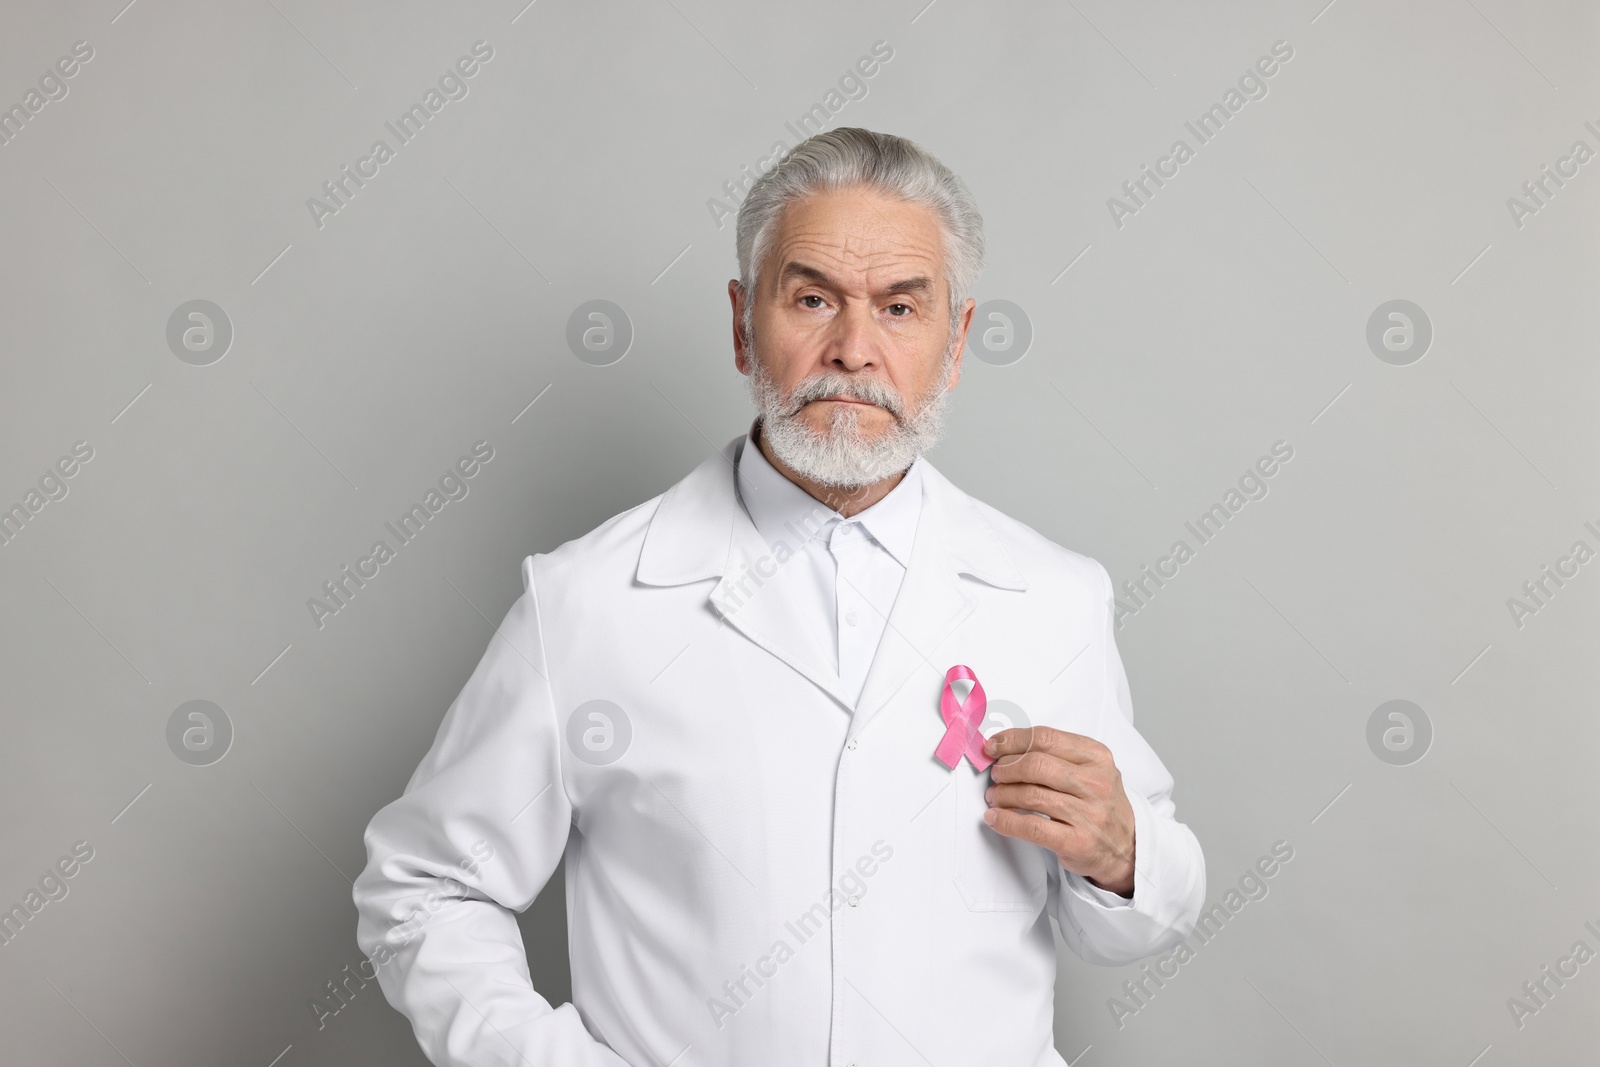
xmin=637 ymin=432 xmax=1027 ymax=726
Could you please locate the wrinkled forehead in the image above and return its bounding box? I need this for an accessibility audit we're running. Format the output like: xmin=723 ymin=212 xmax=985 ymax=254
xmin=762 ymin=188 xmax=948 ymax=297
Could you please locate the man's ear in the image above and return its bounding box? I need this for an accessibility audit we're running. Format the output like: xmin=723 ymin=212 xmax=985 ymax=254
xmin=729 ymin=280 xmax=749 ymax=373
xmin=948 ymin=296 xmax=976 ymax=388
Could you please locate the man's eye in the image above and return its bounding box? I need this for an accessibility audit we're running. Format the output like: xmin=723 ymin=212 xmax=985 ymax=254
xmin=887 ymin=303 xmax=911 ymax=316
xmin=800 ymin=295 xmax=826 ymax=309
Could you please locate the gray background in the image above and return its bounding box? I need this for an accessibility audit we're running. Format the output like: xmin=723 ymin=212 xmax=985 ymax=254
xmin=1 ymin=0 xmax=1595 ymax=1064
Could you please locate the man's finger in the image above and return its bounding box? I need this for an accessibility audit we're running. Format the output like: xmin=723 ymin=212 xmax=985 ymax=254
xmin=985 ymin=781 xmax=1086 ymax=824
xmin=982 ymin=804 xmax=1069 ymax=855
xmin=984 ymin=804 xmax=1117 ymax=885
xmin=983 ymin=725 xmax=1105 ymax=765
xmin=986 ymin=750 xmax=1094 ymax=799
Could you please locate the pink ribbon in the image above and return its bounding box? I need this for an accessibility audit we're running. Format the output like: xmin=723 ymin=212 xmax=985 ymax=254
xmin=934 ymin=664 xmax=993 ymax=771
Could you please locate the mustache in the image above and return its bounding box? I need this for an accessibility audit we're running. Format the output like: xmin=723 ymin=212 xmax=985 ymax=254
xmin=786 ymin=373 xmax=905 ymax=419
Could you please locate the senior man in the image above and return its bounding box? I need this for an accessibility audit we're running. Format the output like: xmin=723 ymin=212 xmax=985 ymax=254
xmin=353 ymin=127 xmax=1205 ymax=1066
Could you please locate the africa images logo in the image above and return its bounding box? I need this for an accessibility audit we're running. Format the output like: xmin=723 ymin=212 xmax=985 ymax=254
xmin=1114 ymin=441 xmax=1294 ymax=628
xmin=306 ymin=441 xmax=494 ymax=630
xmin=305 ymin=41 xmax=495 ymax=230
xmin=1105 ymin=39 xmax=1294 ymax=229
xmin=705 ymin=40 xmax=895 ymax=230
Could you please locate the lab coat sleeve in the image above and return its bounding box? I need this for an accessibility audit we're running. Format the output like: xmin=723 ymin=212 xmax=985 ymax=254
xmin=352 ymin=554 xmax=629 ymax=1066
xmin=1050 ymin=562 xmax=1207 ymax=966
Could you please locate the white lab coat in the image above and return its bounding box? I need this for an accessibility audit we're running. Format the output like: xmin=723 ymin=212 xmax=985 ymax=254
xmin=353 ymin=432 xmax=1206 ymax=1067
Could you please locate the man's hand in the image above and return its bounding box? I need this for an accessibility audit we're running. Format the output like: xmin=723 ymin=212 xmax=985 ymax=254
xmin=981 ymin=726 xmax=1137 ymax=898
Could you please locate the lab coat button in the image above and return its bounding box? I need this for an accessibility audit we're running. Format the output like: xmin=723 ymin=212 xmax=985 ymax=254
xmin=847 ymin=895 xmax=859 ymax=907
xmin=846 ymin=739 xmax=858 ymax=751
xmin=845 ymin=609 xmax=859 ymax=626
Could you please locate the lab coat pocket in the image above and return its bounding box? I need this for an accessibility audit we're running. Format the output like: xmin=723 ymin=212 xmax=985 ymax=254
xmin=952 ymin=760 xmax=1049 ymax=912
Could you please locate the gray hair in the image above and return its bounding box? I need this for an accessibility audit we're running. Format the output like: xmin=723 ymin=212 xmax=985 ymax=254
xmin=734 ymin=127 xmax=984 ymax=347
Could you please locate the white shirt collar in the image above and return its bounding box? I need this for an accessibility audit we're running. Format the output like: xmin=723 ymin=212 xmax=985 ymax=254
xmin=734 ymin=417 xmax=924 ymax=569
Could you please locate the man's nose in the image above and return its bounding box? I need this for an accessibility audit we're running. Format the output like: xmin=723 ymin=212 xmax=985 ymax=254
xmin=826 ymin=302 xmax=880 ymax=372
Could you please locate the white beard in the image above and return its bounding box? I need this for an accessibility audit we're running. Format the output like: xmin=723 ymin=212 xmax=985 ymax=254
xmin=744 ymin=331 xmax=957 ymax=489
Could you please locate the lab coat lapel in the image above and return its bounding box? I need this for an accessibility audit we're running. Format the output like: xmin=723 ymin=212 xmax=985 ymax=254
xmin=636 ymin=434 xmax=855 ymax=711
xmin=847 ymin=473 xmax=975 ymax=739
xmin=712 ymin=511 xmax=856 ymax=711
